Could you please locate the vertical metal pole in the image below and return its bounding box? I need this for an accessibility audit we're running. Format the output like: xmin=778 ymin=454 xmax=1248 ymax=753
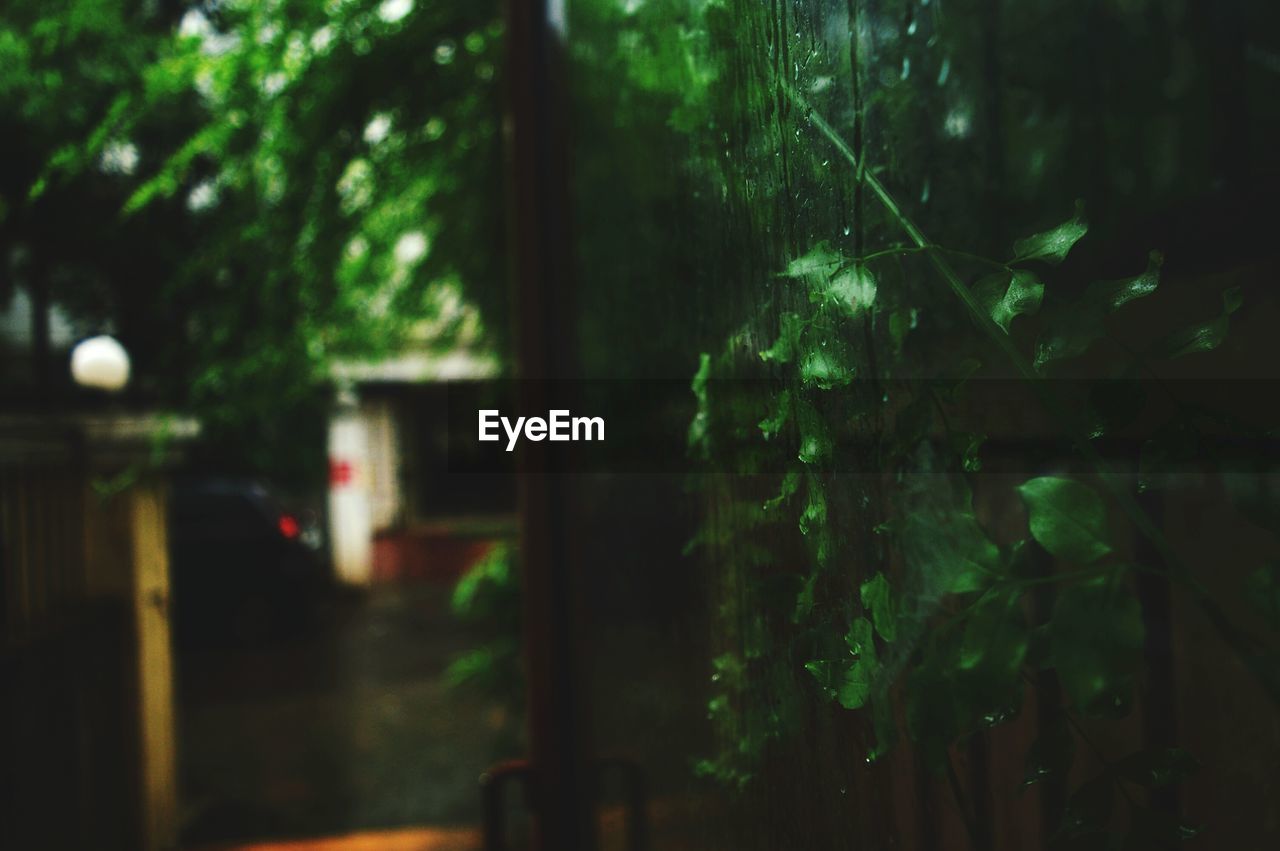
xmin=504 ymin=2 xmax=595 ymax=850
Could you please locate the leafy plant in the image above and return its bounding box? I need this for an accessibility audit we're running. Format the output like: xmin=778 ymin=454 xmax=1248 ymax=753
xmin=445 ymin=543 xmax=522 ymax=699
xmin=678 ymin=60 xmax=1276 ymax=843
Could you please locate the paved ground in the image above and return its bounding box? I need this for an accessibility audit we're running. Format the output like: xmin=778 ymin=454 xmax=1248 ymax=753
xmin=177 ymin=582 xmax=522 ymax=847
xmin=192 ymin=826 xmax=481 ymax=851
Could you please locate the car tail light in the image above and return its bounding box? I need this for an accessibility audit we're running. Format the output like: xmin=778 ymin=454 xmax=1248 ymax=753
xmin=278 ymin=514 xmax=300 ymax=540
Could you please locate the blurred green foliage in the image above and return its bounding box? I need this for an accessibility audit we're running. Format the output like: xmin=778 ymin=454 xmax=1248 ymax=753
xmin=445 ymin=542 xmax=522 ymax=744
xmin=5 ymin=1 xmax=1280 ymax=843
xmin=1 ymin=0 xmax=506 ymax=484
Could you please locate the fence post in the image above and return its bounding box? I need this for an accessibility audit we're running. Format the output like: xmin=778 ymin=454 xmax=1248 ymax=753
xmin=82 ymin=475 xmax=178 ymax=851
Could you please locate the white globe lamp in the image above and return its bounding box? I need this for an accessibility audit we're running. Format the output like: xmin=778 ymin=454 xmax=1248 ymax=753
xmin=70 ymin=335 xmax=131 ymax=392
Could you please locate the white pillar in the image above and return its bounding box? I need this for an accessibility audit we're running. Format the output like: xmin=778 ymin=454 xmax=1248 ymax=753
xmin=365 ymin=397 xmax=403 ymax=531
xmin=328 ymin=405 xmax=373 ymax=585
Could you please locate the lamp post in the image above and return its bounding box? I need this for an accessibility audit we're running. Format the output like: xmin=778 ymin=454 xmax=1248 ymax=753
xmin=70 ymin=335 xmax=131 ymax=392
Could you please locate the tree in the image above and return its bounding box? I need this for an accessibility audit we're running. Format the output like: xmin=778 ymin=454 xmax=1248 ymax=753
xmin=2 ymin=0 xmax=506 ymax=484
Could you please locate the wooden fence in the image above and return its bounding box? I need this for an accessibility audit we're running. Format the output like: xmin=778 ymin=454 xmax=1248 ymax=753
xmin=1 ymin=415 xmax=183 ymax=851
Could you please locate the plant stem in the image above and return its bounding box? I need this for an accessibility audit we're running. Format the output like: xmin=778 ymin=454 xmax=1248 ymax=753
xmin=856 ymin=243 xmax=1012 ymax=271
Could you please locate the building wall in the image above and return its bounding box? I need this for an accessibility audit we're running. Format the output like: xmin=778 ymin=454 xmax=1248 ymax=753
xmin=363 ymin=396 xmax=403 ymax=533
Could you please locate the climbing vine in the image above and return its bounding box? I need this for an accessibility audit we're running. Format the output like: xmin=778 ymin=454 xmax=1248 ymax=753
xmin=562 ymin=0 xmax=1280 ymax=846
xmin=687 ymin=184 xmax=1275 ymax=844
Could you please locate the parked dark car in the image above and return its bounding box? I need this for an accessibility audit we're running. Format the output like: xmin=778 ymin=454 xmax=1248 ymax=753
xmin=168 ymin=478 xmax=330 ymax=644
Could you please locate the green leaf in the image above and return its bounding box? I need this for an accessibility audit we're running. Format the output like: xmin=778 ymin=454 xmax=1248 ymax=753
xmin=960 ymin=588 xmax=1028 ymax=676
xmin=1023 ymin=717 xmax=1075 ymax=789
xmin=800 ymin=346 xmax=854 ymax=388
xmin=952 ymin=430 xmax=985 ymax=473
xmin=1018 ymin=477 xmax=1112 ymax=564
xmin=903 ymin=508 xmax=1000 ymax=596
xmin=758 ymin=389 xmax=791 ymax=439
xmin=955 ymin=588 xmax=1030 ymax=728
xmin=860 ymin=573 xmax=898 ymax=642
xmin=759 ymin=312 xmax=804 ymax=364
xmin=784 ymin=243 xmax=876 ymax=316
xmin=973 ymin=269 xmax=1044 ymax=332
xmin=451 ymin=544 xmax=513 ymax=618
xmin=837 ymin=618 xmax=879 ymax=709
xmin=1113 ymin=747 xmax=1199 ymax=789
xmin=444 ymin=645 xmax=506 ymax=689
xmin=691 ymin=351 xmax=711 ymax=397
xmin=1012 ymin=202 xmax=1088 ymax=264
xmin=888 ymin=307 xmax=916 ymax=353
xmin=688 ymin=352 xmax=712 ymax=453
xmin=866 ymin=693 xmax=898 ymax=763
xmin=821 ymin=265 xmax=877 ymax=316
xmin=1035 ymin=307 xmax=1101 ymax=368
xmin=807 ymin=618 xmax=881 ymax=710
xmin=1153 ymin=286 xmax=1243 ymax=359
xmin=796 ymin=401 xmax=832 ymax=464
xmin=1035 ymin=252 xmax=1162 ymax=368
xmin=1084 ymin=251 xmax=1163 ymax=311
xmin=764 ymin=469 xmax=800 ymax=512
xmin=798 ymin=475 xmax=827 ymax=535
xmin=804 ymin=658 xmax=840 ymax=698
xmin=783 ymin=242 xmax=843 ymax=278
xmin=712 ymin=653 xmax=746 ymax=687
xmin=1244 ymin=562 xmax=1280 ymax=628
xmin=1050 ymin=575 xmax=1145 ymax=717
